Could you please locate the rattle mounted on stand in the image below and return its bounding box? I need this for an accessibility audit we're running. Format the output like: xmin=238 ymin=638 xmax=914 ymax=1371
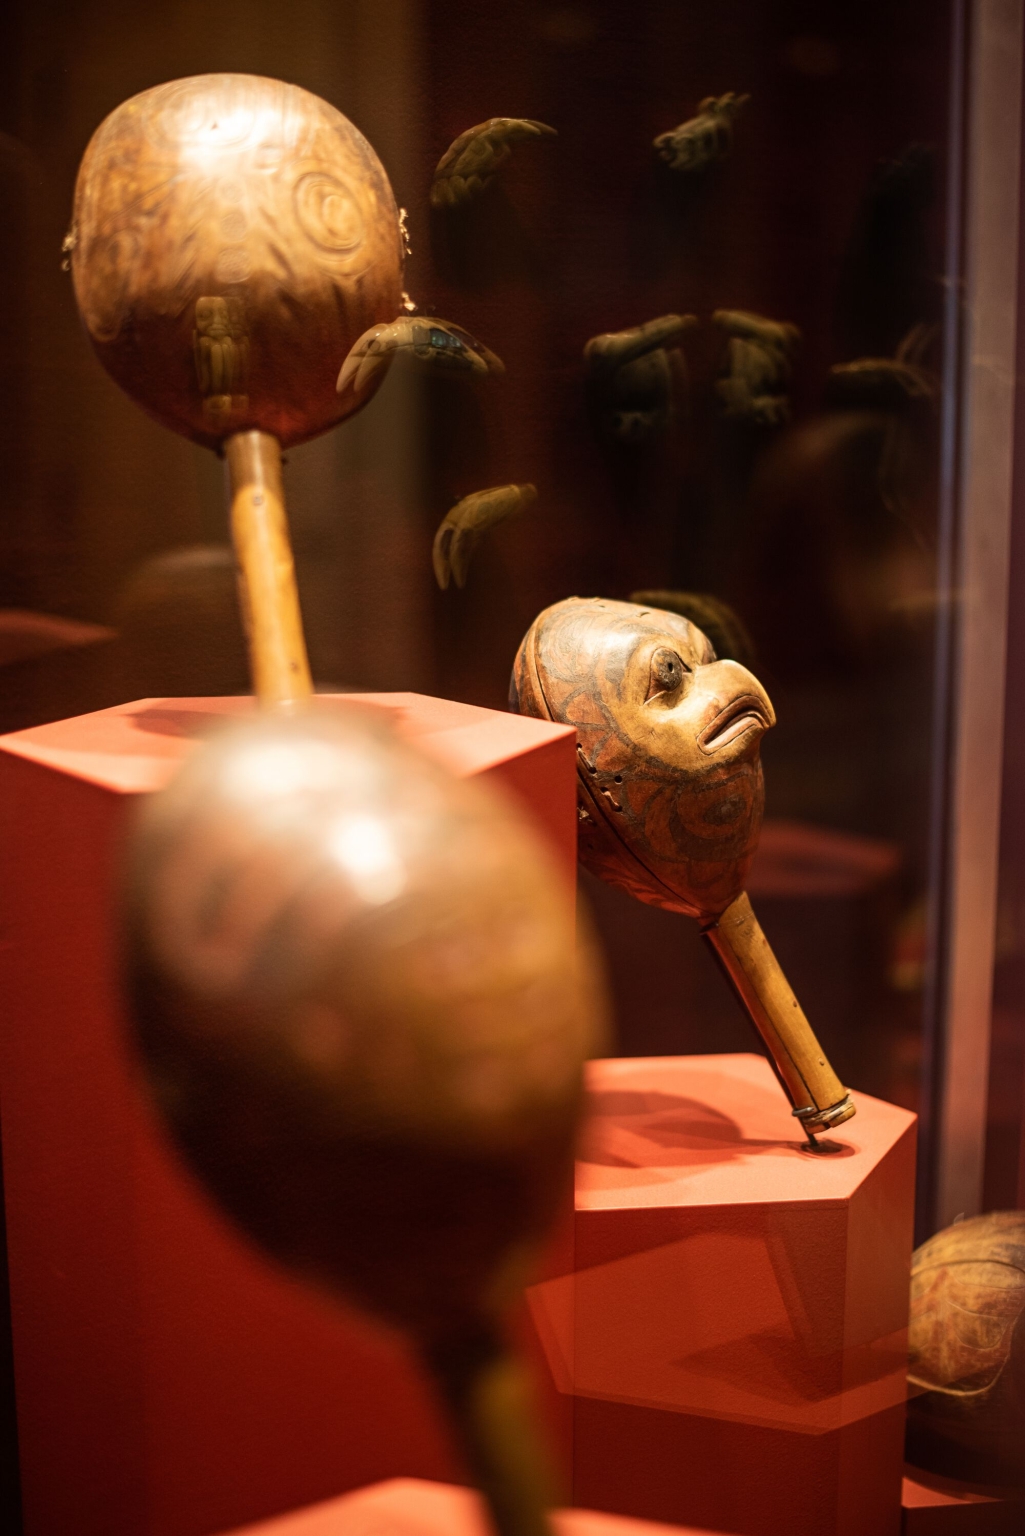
xmin=68 ymin=72 xmax=406 ymax=708
xmin=511 ymin=595 xmax=855 ymax=1141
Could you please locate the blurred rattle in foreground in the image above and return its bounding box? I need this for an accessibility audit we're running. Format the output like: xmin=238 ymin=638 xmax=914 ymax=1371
xmin=123 ymin=709 xmax=607 ymax=1536
xmin=511 ymin=596 xmax=854 ymax=1139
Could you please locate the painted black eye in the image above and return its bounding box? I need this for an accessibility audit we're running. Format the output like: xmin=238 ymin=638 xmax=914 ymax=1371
xmin=647 ymin=647 xmax=687 ymax=699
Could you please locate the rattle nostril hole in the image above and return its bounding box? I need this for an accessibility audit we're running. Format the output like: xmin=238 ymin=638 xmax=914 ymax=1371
xmin=614 ymin=774 xmax=622 ymax=783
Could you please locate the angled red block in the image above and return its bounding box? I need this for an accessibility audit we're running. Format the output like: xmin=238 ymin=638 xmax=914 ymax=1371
xmin=215 ymin=1477 xmax=722 ymax=1536
xmin=901 ymin=1469 xmax=1025 ymax=1534
xmin=0 ymin=694 xmax=575 ymax=1536
xmin=527 ymin=1054 xmax=917 ymax=1536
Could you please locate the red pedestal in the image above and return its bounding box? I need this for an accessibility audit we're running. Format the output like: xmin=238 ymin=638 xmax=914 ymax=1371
xmin=0 ymin=694 xmax=575 ymax=1536
xmin=214 ymin=1477 xmax=721 ymax=1536
xmin=527 ymin=1054 xmax=918 ymax=1536
xmin=902 ymin=1469 xmax=1025 ymax=1534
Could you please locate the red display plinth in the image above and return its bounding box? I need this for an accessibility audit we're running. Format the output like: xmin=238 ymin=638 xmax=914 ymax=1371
xmin=215 ymin=1477 xmax=722 ymax=1536
xmin=0 ymin=694 xmax=575 ymax=1536
xmin=527 ymin=1054 xmax=917 ymax=1536
xmin=902 ymin=1469 xmax=1025 ymax=1534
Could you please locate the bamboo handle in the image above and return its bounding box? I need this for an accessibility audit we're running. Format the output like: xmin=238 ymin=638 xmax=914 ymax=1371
xmin=701 ymin=891 xmax=855 ymax=1136
xmin=426 ymin=1326 xmax=556 ymax=1536
xmin=225 ymin=430 xmax=313 ymax=709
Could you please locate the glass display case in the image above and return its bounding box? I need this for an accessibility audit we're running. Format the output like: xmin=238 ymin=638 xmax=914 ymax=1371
xmin=1 ymin=2 xmax=1024 ymax=1533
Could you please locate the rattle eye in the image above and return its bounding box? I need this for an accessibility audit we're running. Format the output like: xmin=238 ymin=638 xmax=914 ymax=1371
xmin=647 ymin=646 xmax=688 ymax=699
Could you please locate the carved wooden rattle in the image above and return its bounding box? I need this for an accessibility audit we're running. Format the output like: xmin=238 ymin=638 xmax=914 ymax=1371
xmin=124 ymin=711 xmax=606 ymax=1536
xmin=69 ymin=73 xmax=405 ymax=708
xmin=511 ymin=596 xmax=855 ymax=1138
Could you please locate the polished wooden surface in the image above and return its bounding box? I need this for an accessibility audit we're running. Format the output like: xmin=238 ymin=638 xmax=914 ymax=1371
xmin=701 ymin=893 xmax=851 ymax=1129
xmin=512 ymin=597 xmax=771 ymax=920
xmin=71 ymin=73 xmax=404 ymax=450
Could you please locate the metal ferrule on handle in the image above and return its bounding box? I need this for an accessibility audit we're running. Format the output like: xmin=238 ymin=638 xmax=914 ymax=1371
xmin=700 ymin=891 xmax=856 ymax=1136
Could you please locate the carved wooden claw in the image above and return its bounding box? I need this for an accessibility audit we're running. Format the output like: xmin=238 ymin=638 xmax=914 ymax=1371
xmin=432 ymin=483 xmax=537 ymax=590
xmin=337 ymin=316 xmax=505 ymax=398
xmin=584 ymin=315 xmax=696 ymax=443
xmin=654 ymin=93 xmax=750 ymax=173
xmin=713 ymin=308 xmax=800 ymax=425
xmin=583 ymin=313 xmax=697 ymax=377
xmin=431 ymin=118 xmax=558 ymax=209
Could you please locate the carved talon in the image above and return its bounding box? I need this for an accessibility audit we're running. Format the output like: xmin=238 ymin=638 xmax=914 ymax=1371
xmin=432 ymin=483 xmax=536 ymax=590
xmin=584 ymin=314 xmax=696 ymax=444
xmin=712 ymin=308 xmax=799 ymax=425
xmin=583 ymin=314 xmax=696 ymax=376
xmin=337 ymin=316 xmax=504 ymax=398
xmin=654 ymin=93 xmax=750 ymax=173
xmin=431 ymin=118 xmax=558 ymax=209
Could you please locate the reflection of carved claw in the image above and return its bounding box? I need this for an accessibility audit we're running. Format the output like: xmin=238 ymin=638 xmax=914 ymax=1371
xmin=432 ymin=483 xmax=537 ymax=590
xmin=584 ymin=314 xmax=697 ymax=376
xmin=825 ymin=359 xmax=938 ymax=412
xmin=431 ymin=118 xmax=558 ymax=209
xmin=712 ymin=309 xmax=800 ymax=349
xmin=337 ymin=317 xmax=504 ymax=397
xmin=654 ymin=93 xmax=750 ymax=173
xmin=712 ymin=310 xmax=799 ymax=425
xmin=825 ymin=321 xmax=939 ymax=413
xmin=584 ymin=316 xmax=695 ymax=444
xmin=629 ymin=589 xmax=756 ymax=668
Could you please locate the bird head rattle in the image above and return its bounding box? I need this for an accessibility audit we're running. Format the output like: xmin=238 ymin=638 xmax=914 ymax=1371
xmin=511 ymin=596 xmax=855 ymax=1140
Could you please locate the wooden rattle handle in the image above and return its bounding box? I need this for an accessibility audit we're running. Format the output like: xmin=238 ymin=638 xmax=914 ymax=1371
xmin=701 ymin=892 xmax=855 ymax=1136
xmin=427 ymin=1326 xmax=556 ymax=1536
xmin=225 ymin=430 xmax=313 ymax=709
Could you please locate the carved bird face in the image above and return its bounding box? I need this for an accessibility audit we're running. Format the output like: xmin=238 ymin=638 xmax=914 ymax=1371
xmin=511 ymin=597 xmax=776 ymax=918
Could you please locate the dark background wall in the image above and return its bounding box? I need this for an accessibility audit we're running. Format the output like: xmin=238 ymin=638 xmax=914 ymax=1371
xmin=0 ymin=2 xmax=972 ymax=1527
xmin=0 ymin=0 xmax=955 ymax=1092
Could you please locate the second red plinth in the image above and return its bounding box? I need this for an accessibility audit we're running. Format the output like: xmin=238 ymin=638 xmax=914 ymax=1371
xmin=527 ymin=1053 xmax=917 ymax=1536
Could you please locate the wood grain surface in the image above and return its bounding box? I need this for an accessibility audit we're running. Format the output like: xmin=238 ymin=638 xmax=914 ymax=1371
xmin=71 ymin=73 xmax=404 ymax=449
xmin=701 ymin=892 xmax=851 ymax=1127
xmin=512 ymin=597 xmax=854 ymax=1132
xmin=225 ymin=431 xmax=312 ymax=707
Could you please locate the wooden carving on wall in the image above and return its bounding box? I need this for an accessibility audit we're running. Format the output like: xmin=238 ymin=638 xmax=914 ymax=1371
xmin=511 ymin=596 xmax=855 ymax=1138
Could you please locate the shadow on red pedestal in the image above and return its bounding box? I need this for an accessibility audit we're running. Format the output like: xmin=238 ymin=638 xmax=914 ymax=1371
xmin=528 ymin=1054 xmax=918 ymax=1536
